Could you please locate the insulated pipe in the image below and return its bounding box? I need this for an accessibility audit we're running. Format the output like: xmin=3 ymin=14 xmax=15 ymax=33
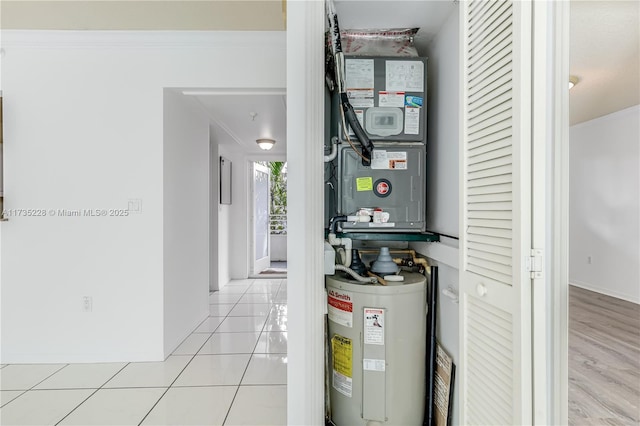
xmin=324 ymin=136 xmax=339 ymax=162
xmin=335 ymin=264 xmax=377 ymax=284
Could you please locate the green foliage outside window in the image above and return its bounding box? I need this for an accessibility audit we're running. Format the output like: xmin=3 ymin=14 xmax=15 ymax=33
xmin=269 ymin=161 xmax=287 ymax=235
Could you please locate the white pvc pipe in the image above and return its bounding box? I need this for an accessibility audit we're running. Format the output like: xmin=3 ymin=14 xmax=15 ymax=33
xmin=327 ymin=233 xmax=352 ymax=268
xmin=324 ymin=136 xmax=338 ymax=162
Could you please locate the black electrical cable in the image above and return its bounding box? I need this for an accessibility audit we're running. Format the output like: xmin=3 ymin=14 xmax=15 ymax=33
xmin=424 ymin=266 xmax=438 ymax=426
xmin=425 ymin=230 xmax=460 ymax=241
xmin=326 ymin=0 xmax=374 ymax=165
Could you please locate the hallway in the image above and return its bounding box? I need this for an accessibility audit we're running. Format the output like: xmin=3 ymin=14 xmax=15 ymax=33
xmin=0 ymin=279 xmax=288 ymax=425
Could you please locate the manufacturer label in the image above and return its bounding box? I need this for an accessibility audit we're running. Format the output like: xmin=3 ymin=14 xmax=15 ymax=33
xmin=364 ymin=308 xmax=385 ymax=345
xmin=346 ymin=58 xmax=375 ymax=89
xmin=346 ymin=58 xmax=374 ymax=110
xmin=347 ymin=88 xmax=374 ymax=99
xmin=332 ymin=334 xmax=353 ymax=397
xmin=349 ymin=96 xmax=374 ymax=108
xmin=404 ymin=106 xmax=420 ymax=135
xmin=378 ymin=91 xmax=405 ymax=108
xmin=386 ymin=60 xmax=424 ymax=92
xmin=363 ymin=358 xmax=386 ymax=372
xmin=371 ymin=150 xmax=408 ymax=170
xmin=328 ymin=289 xmax=353 ymax=328
xmin=368 ymin=223 xmax=396 ymax=228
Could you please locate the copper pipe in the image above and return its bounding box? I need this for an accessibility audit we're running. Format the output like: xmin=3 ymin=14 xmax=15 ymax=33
xmin=367 ymin=271 xmax=387 ymax=286
xmin=358 ymin=249 xmax=417 ymax=257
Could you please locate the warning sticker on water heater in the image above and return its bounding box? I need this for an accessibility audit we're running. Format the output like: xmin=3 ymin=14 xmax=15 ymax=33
xmin=364 ymin=308 xmax=385 ymax=345
xmin=328 ymin=289 xmax=353 ymax=327
xmin=332 ymin=334 xmax=353 ymax=397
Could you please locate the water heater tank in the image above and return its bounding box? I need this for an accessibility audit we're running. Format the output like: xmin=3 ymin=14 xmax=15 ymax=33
xmin=326 ymin=272 xmax=427 ymax=425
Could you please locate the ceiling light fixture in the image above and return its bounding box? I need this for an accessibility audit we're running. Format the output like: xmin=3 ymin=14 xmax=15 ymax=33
xmin=569 ymin=75 xmax=579 ymax=90
xmin=256 ymin=138 xmax=276 ymax=150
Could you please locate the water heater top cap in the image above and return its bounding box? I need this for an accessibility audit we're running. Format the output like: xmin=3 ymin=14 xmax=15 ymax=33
xmin=370 ymin=247 xmax=400 ymax=275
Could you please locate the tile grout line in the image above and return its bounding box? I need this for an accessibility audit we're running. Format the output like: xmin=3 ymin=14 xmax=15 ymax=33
xmin=221 ymin=286 xmax=278 ymax=426
xmin=138 ymin=281 xmax=254 ymax=426
xmin=0 ymin=364 xmax=70 ymax=408
xmin=3 ymin=279 xmax=284 ymax=424
xmin=0 ymin=362 xmax=70 ymax=408
xmin=54 ymin=362 xmax=130 ymax=425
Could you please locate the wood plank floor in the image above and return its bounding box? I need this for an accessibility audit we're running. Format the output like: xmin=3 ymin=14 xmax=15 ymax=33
xmin=569 ymin=285 xmax=640 ymax=425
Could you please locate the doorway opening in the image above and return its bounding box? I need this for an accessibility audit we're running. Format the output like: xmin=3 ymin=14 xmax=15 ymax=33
xmin=251 ymin=161 xmax=288 ymax=278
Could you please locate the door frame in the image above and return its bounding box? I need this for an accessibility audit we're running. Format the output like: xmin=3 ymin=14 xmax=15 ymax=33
xmin=551 ymin=1 xmax=571 ymax=425
xmin=286 ymin=1 xmax=570 ymax=425
xmin=250 ymin=161 xmax=271 ymax=276
xmin=531 ymin=2 xmax=570 ymax=424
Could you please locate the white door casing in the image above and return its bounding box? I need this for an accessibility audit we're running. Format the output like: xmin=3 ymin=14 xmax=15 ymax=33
xmin=459 ymin=0 xmax=533 ymax=424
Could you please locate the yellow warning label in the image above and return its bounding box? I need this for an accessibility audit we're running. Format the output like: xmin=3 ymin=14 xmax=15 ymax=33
xmin=331 ymin=334 xmax=353 ymax=378
xmin=356 ymin=177 xmax=373 ymax=192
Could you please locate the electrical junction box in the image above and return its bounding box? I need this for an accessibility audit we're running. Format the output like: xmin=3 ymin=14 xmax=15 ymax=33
xmin=337 ymin=143 xmax=426 ymax=232
xmin=338 ymin=56 xmax=427 ymax=144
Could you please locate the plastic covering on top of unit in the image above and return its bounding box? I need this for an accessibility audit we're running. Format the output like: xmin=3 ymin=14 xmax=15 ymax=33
xmin=340 ymin=28 xmax=420 ymax=57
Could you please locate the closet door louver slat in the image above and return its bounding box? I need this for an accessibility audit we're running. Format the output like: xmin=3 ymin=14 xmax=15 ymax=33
xmin=459 ymin=0 xmax=533 ymax=424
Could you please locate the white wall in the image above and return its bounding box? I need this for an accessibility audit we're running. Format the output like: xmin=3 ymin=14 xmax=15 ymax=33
xmin=217 ymin=196 xmax=232 ymax=288
xmin=163 ymin=90 xmax=211 ymax=356
xmin=217 ymin=143 xmax=248 ymax=286
xmin=412 ymin=6 xmax=461 ymax=425
xmin=424 ymin=5 xmax=460 ymax=240
xmin=270 ymin=234 xmax=287 ymax=261
xmin=569 ymin=105 xmax=640 ymax=303
xmin=209 ymin=128 xmax=220 ymax=292
xmin=0 ymin=30 xmax=286 ymax=363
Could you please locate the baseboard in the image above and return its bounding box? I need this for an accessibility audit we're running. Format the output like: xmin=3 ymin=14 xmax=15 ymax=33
xmin=570 ymin=280 xmax=640 ymax=305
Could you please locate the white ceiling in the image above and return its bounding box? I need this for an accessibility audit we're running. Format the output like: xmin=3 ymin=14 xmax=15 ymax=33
xmin=569 ymin=0 xmax=640 ymax=125
xmin=189 ymin=90 xmax=287 ymax=156
xmin=188 ymin=0 xmax=639 ymax=152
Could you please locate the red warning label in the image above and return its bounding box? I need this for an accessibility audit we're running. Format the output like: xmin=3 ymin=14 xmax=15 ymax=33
xmin=328 ymin=289 xmax=353 ymax=327
xmin=329 ymin=298 xmax=353 ymax=312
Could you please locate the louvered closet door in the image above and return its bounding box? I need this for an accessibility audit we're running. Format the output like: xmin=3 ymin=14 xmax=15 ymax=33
xmin=459 ymin=0 xmax=533 ymax=425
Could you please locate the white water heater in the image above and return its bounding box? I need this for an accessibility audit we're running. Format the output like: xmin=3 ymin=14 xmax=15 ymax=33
xmin=326 ymin=272 xmax=427 ymax=425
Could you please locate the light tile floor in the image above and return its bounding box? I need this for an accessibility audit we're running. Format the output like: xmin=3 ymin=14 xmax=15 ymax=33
xmin=0 ymin=279 xmax=288 ymax=426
